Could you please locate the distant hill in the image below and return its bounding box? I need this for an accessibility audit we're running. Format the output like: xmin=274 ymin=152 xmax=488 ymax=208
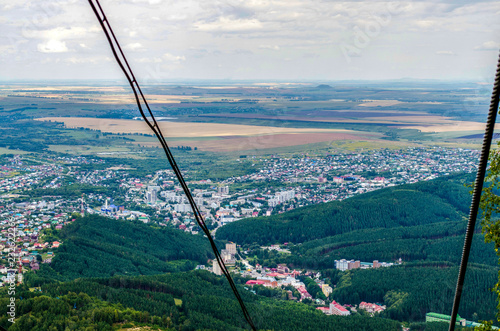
xmin=216 ymin=174 xmax=473 ymax=246
xmin=36 ymin=215 xmax=215 ymax=281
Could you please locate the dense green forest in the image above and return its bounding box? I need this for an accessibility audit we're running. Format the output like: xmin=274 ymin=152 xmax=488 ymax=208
xmin=1 ymin=271 xmax=402 ymax=331
xmin=33 ymin=215 xmax=215 ymax=282
xmin=0 ymin=292 xmax=172 ymax=331
xmin=330 ymin=264 xmax=496 ymax=323
xmin=281 ymin=221 xmax=496 ymax=270
xmin=217 ymin=175 xmax=472 ymax=245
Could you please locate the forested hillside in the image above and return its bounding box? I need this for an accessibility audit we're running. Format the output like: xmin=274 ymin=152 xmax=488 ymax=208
xmin=214 ymin=174 xmax=500 ymax=324
xmin=331 ymin=263 xmax=496 ymax=323
xmin=217 ymin=175 xmax=472 ymax=245
xmin=283 ymin=221 xmax=496 ymax=270
xmin=35 ymin=215 xmax=215 ymax=282
xmin=1 ymin=271 xmax=402 ymax=331
xmin=240 ymin=225 xmax=497 ymax=323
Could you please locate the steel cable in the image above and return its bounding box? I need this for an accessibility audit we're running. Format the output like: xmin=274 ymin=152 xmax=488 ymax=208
xmin=449 ymin=50 xmax=500 ymax=330
xmin=88 ymin=1 xmax=257 ymax=329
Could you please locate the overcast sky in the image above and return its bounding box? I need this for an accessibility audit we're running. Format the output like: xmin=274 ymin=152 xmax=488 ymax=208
xmin=1 ymin=0 xmax=499 ymax=82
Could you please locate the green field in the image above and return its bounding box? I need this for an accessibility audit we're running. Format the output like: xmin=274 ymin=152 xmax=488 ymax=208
xmin=0 ymin=147 xmax=30 ymax=155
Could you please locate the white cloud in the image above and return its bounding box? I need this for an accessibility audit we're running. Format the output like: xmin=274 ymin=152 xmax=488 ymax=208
xmin=64 ymin=56 xmax=112 ymax=64
xmin=194 ymin=17 xmax=263 ymax=32
xmin=2 ymin=0 xmax=500 ymax=80
xmin=415 ymin=20 xmax=440 ymax=29
xmin=0 ymin=45 xmax=16 ymax=55
xmin=26 ymin=27 xmax=98 ymax=40
xmin=2 ymin=0 xmax=32 ymax=11
xmin=259 ymin=45 xmax=280 ymax=51
xmin=163 ymin=53 xmax=185 ymax=63
xmin=128 ymin=0 xmax=163 ymax=4
xmin=475 ymin=41 xmax=500 ymax=51
xmin=124 ymin=43 xmax=145 ymax=51
xmin=436 ymin=50 xmax=456 ymax=56
xmin=136 ymin=57 xmax=163 ymax=63
xmin=37 ymin=40 xmax=68 ymax=53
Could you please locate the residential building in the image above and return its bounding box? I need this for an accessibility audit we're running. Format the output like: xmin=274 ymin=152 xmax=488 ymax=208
xmin=226 ymin=242 xmax=237 ymax=255
xmin=218 ymin=186 xmax=229 ymax=194
xmin=330 ymin=301 xmax=350 ymax=316
xmin=334 ymin=259 xmax=360 ymax=271
xmin=359 ymin=302 xmax=386 ymax=314
xmin=213 ymin=262 xmax=223 ymax=276
xmin=321 ymin=284 xmax=332 ymax=297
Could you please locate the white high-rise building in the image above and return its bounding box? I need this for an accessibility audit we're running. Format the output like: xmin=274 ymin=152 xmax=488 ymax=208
xmin=213 ymin=261 xmax=223 ymax=276
xmin=218 ymin=186 xmax=229 ymax=194
xmin=146 ymin=186 xmax=161 ymax=204
xmin=146 ymin=190 xmax=157 ymax=204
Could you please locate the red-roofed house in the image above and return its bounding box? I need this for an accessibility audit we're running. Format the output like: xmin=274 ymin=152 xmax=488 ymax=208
xmin=246 ymin=280 xmax=266 ymax=286
xmin=297 ymin=286 xmax=313 ymax=300
xmin=359 ymin=302 xmax=386 ymax=314
xmin=330 ymin=301 xmax=350 ymax=316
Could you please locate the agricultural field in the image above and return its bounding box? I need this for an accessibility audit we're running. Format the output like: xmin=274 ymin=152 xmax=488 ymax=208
xmin=0 ymin=81 xmax=492 ymax=155
xmin=36 ymin=117 xmax=358 ymax=137
xmin=37 ymin=117 xmax=381 ymax=152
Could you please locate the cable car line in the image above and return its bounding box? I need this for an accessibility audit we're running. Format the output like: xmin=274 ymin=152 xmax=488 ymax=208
xmin=449 ymin=50 xmax=500 ymax=330
xmin=87 ymin=1 xmax=257 ymax=329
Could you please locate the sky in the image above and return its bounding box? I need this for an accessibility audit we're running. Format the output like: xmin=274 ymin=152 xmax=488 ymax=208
xmin=1 ymin=0 xmax=499 ymax=82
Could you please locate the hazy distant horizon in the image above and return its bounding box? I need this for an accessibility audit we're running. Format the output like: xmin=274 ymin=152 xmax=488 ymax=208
xmin=0 ymin=78 xmax=495 ymax=85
